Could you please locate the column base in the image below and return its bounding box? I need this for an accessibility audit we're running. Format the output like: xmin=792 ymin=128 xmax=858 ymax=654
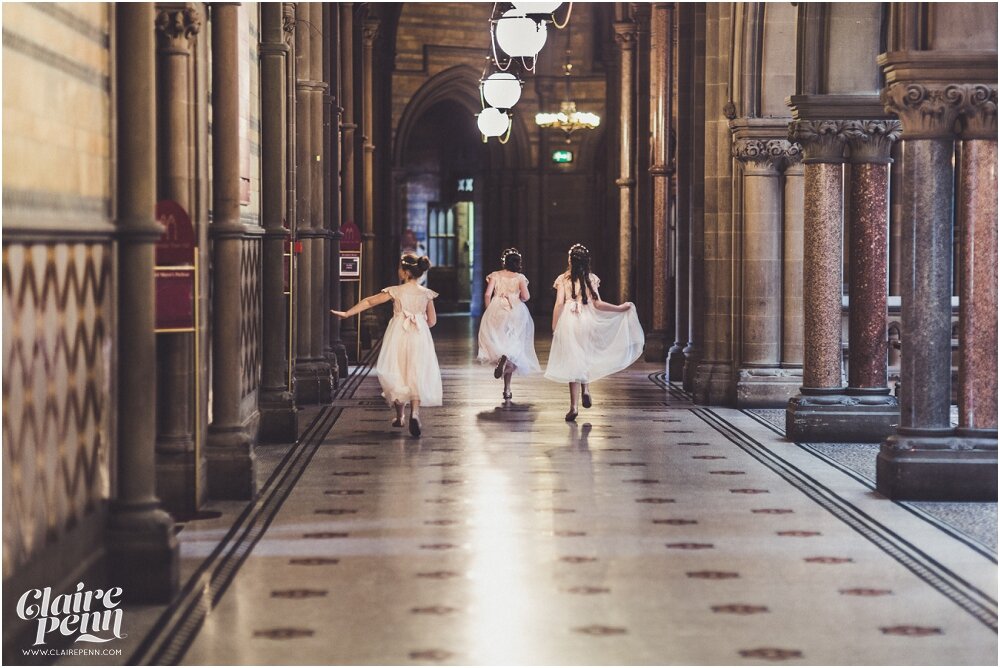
xmin=155 ymin=450 xmax=206 ymax=516
xmin=667 ymin=344 xmax=686 ymax=381
xmin=681 ymin=346 xmax=699 ymax=393
xmin=361 ymin=311 xmax=381 ymax=351
xmin=258 ymin=389 xmax=299 ymax=443
xmin=785 ymin=393 xmax=900 ymax=443
xmin=692 ymin=361 xmax=736 ymax=406
xmin=293 ymin=361 xmax=334 ymax=404
xmin=643 ymin=330 xmax=670 ymax=363
xmin=106 ymin=501 xmax=179 ymax=603
xmin=332 ymin=341 xmax=350 ymax=379
xmin=736 ymin=367 xmax=802 ymax=408
xmin=205 ymin=427 xmax=257 ymax=500
xmin=877 ymin=431 xmax=998 ymax=501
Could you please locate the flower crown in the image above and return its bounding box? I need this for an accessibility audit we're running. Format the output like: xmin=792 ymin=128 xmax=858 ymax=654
xmin=400 ymin=254 xmax=419 ymax=266
xmin=501 ymin=248 xmax=521 ymax=263
xmin=569 ymin=243 xmax=589 ymax=256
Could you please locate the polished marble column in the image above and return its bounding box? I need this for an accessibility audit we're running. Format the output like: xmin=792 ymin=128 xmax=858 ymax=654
xmin=614 ymin=19 xmax=637 ymax=303
xmin=206 ymin=2 xmax=257 ymax=500
xmin=108 ymin=2 xmax=179 ymax=602
xmin=877 ymin=65 xmax=997 ymax=500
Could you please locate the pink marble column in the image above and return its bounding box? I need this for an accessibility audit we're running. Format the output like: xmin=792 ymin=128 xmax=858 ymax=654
xmin=844 ymin=120 xmax=900 ymax=394
xmin=957 ymin=87 xmax=998 ymax=437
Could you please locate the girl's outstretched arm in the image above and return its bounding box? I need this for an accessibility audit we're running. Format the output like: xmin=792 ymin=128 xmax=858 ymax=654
xmin=591 ymin=285 xmax=632 ymax=313
xmin=551 ymin=282 xmax=566 ymax=332
xmin=331 ymin=290 xmax=392 ymax=319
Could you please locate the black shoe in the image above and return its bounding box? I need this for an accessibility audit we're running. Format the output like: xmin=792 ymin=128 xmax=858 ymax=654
xmin=503 ymin=391 xmax=512 ymax=401
xmin=494 ymin=355 xmax=508 ymax=379
xmin=582 ymin=392 xmax=592 ymax=409
xmin=391 ymin=417 xmax=404 ymax=428
xmin=565 ymin=410 xmax=578 ymax=422
xmin=409 ymin=417 xmax=422 ymax=437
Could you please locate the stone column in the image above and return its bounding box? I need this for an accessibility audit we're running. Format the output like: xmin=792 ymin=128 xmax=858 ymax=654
xmin=308 ymin=3 xmax=334 ymax=401
xmin=339 ymin=3 xmax=358 ymax=361
xmin=153 ymin=5 xmax=201 ymax=513
xmin=108 ymin=2 xmax=179 ymax=603
xmin=781 ymin=160 xmax=804 ymax=370
xmin=614 ymin=19 xmax=637 ymax=303
xmin=876 ymin=64 xmax=997 ymax=501
xmin=842 ymin=120 xmax=901 ymax=437
xmin=328 ymin=5 xmax=349 ymax=379
xmin=258 ymin=2 xmax=298 ymax=441
xmin=785 ymin=120 xmax=848 ymax=438
xmin=360 ymin=16 xmax=381 ymax=343
xmin=731 ymin=126 xmax=801 ymax=407
xmin=957 ymin=86 xmax=998 ymax=444
xmin=645 ymin=3 xmax=673 ymax=362
xmin=206 ymin=2 xmax=256 ymax=500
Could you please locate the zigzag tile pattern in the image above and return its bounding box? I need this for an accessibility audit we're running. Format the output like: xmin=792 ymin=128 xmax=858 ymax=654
xmin=2 ymin=242 xmax=111 ymax=577
xmin=240 ymin=238 xmax=261 ymax=400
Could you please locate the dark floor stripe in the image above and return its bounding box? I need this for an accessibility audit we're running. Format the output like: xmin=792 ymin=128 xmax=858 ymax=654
xmin=694 ymin=407 xmax=998 ymax=632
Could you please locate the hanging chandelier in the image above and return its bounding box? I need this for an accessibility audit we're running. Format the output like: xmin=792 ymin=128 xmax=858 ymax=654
xmin=534 ymin=28 xmax=599 ymax=142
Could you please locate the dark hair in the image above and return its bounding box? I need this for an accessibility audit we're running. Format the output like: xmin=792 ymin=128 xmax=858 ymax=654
xmin=567 ymin=244 xmax=597 ymax=304
xmin=501 ymin=248 xmax=522 ymax=272
xmin=400 ymin=253 xmax=431 ymax=279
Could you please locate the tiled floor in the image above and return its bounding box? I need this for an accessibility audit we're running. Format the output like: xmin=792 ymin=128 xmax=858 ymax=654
xmin=117 ymin=317 xmax=998 ymax=665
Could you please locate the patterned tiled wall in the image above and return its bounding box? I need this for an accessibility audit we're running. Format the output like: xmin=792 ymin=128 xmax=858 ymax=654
xmin=240 ymin=239 xmax=262 ymax=401
xmin=2 ymin=244 xmax=112 ymax=578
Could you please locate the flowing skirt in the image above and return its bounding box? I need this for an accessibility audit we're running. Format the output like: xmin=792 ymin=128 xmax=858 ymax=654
xmin=376 ymin=315 xmax=443 ymax=406
xmin=544 ymin=303 xmax=645 ymax=384
xmin=476 ymin=298 xmax=542 ymax=375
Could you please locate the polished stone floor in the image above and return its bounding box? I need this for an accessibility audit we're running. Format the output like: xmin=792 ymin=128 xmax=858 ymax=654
xmin=96 ymin=317 xmax=996 ymax=665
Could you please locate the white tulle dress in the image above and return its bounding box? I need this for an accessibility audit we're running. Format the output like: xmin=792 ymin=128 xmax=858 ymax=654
xmin=544 ymin=272 xmax=645 ymax=384
xmin=476 ymin=271 xmax=542 ymax=375
xmin=375 ymin=282 xmax=443 ymax=407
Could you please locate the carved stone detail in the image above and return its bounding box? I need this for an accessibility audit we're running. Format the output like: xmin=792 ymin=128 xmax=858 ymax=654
xmin=362 ymin=17 xmax=380 ymax=44
xmin=881 ymin=83 xmax=967 ymax=140
xmin=788 ymin=120 xmax=849 ymax=163
xmin=613 ymin=21 xmax=638 ymax=49
xmin=723 ymin=100 xmax=737 ymax=120
xmin=732 ymin=139 xmax=800 ymax=172
xmin=155 ymin=7 xmax=201 ymax=50
xmin=843 ymin=120 xmax=902 ymax=164
xmin=282 ymin=3 xmax=296 ymax=43
xmin=956 ymin=83 xmax=998 ymax=140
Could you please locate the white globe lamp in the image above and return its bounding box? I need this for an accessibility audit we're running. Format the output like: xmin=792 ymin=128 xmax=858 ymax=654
xmin=495 ymin=9 xmax=547 ymax=58
xmin=477 ymin=107 xmax=511 ymax=137
xmin=480 ymin=72 xmax=522 ymax=109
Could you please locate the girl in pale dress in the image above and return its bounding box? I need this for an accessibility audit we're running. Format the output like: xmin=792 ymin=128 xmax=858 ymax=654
xmin=545 ymin=244 xmax=645 ymax=421
xmin=332 ymin=254 xmax=441 ymax=437
xmin=477 ymin=248 xmax=541 ymax=401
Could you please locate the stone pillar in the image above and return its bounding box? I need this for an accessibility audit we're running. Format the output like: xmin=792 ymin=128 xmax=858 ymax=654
xmin=614 ymin=19 xmax=637 ymax=303
xmin=258 ymin=2 xmax=298 ymax=442
xmin=153 ymin=5 xmax=201 ymax=513
xmin=781 ymin=161 xmax=804 ymax=370
xmin=957 ymin=88 xmax=998 ymax=443
xmin=842 ymin=120 xmax=901 ymax=437
xmin=645 ymin=3 xmax=673 ymax=362
xmin=360 ymin=16 xmax=381 ymax=343
xmin=731 ymin=125 xmax=801 ymax=407
xmin=308 ymin=3 xmax=334 ymax=401
xmin=108 ymin=2 xmax=179 ymax=603
xmin=206 ymin=2 xmax=256 ymax=500
xmin=339 ymin=3 xmax=358 ymax=362
xmin=784 ymin=120 xmax=849 ymax=438
xmin=877 ymin=66 xmax=997 ymax=499
xmin=328 ymin=5 xmax=349 ymax=379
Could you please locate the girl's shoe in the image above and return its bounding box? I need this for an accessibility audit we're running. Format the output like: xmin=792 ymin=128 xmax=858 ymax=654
xmin=582 ymin=392 xmax=592 ymax=409
xmin=494 ymin=355 xmax=508 ymax=379
xmin=503 ymin=390 xmax=512 ymax=401
xmin=391 ymin=417 xmax=404 ymax=428
xmin=409 ymin=417 xmax=422 ymax=437
xmin=565 ymin=409 xmax=578 ymax=422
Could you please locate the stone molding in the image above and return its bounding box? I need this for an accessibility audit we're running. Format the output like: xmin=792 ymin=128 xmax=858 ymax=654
xmin=155 ymin=7 xmax=201 ymax=51
xmin=613 ymin=21 xmax=638 ymax=49
xmin=788 ymin=120 xmax=849 ymax=163
xmin=843 ymin=120 xmax=902 ymax=163
xmin=732 ymin=138 xmax=800 ymax=172
xmin=787 ymin=94 xmax=892 ymax=122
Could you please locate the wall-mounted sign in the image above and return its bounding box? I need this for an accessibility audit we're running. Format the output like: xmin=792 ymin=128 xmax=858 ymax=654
xmin=155 ymin=200 xmax=195 ymax=265
xmin=341 ymin=252 xmax=360 ymax=281
xmin=551 ymin=150 xmax=574 ymax=164
xmin=341 ymin=221 xmax=362 ymax=252
xmin=155 ymin=268 xmax=196 ymax=330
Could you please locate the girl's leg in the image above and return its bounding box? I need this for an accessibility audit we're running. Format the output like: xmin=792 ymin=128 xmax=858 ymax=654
xmin=503 ymin=371 xmax=513 ymax=397
xmin=392 ymin=401 xmax=405 ymax=426
xmin=566 ymin=382 xmax=580 ymax=421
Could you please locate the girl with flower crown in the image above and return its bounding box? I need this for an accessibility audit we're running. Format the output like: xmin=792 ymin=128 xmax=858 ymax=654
xmin=545 ymin=244 xmax=645 ymax=421
xmin=477 ymin=248 xmax=542 ymax=401
xmin=332 ymin=253 xmax=441 ymax=437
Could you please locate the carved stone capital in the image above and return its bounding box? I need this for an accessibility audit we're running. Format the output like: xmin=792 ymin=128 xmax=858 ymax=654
xmin=362 ymin=17 xmax=380 ymax=44
xmin=788 ymin=120 xmax=849 ymax=163
xmin=155 ymin=7 xmax=201 ymax=51
xmin=880 ymin=82 xmax=967 ymax=140
xmin=732 ymin=139 xmax=800 ymax=173
xmin=613 ymin=21 xmax=638 ymax=49
xmin=956 ymin=83 xmax=998 ymax=140
xmin=843 ymin=120 xmax=901 ymax=163
xmin=282 ymin=3 xmax=296 ymax=44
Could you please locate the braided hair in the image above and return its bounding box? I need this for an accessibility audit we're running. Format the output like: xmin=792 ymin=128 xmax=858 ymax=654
xmin=567 ymin=244 xmax=597 ymax=305
xmin=501 ymin=248 xmax=522 ymax=272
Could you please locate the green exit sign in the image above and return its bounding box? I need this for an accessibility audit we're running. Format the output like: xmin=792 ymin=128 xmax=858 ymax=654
xmin=551 ymin=150 xmax=574 ymax=164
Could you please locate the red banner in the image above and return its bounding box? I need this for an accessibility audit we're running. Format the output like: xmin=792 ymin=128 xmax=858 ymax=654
xmin=340 ymin=221 xmax=362 ymax=252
